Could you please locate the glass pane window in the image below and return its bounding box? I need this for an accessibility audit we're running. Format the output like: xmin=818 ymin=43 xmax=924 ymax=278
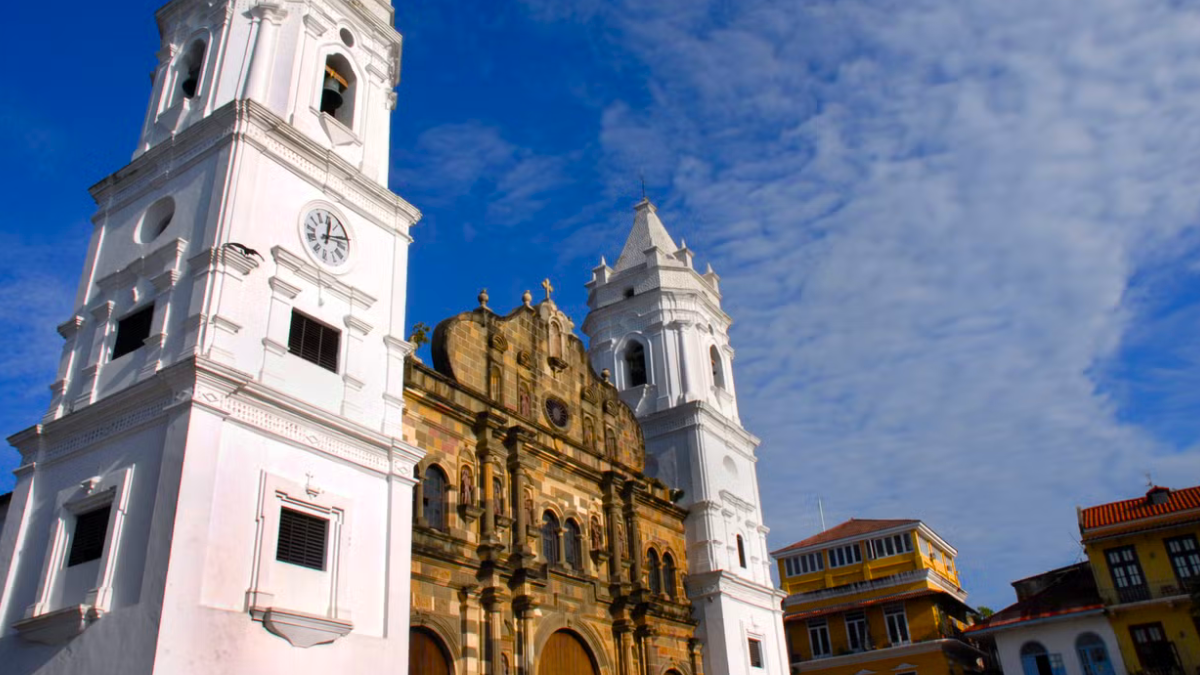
xmin=845 ymin=611 xmax=870 ymax=652
xmin=541 ymin=512 xmax=560 ymax=564
xmin=871 ymin=533 xmax=914 ymax=559
xmin=784 ymin=551 xmax=825 ymax=576
xmin=1130 ymin=623 xmax=1179 ymax=674
xmin=1106 ymin=546 xmax=1145 ymax=588
xmin=1165 ymin=536 xmax=1200 ymax=581
xmin=884 ymin=604 xmax=910 ymax=645
xmin=828 ymin=544 xmax=863 ymax=568
xmin=808 ymin=619 xmax=832 ymax=658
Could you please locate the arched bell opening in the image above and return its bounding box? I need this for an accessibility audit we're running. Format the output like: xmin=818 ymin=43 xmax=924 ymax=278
xmin=320 ymin=54 xmax=357 ymax=128
xmin=623 ymin=340 xmax=647 ymax=388
xmin=177 ymin=40 xmax=206 ymax=101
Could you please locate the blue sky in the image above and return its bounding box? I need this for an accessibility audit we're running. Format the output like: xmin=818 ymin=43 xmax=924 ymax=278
xmin=2 ymin=0 xmax=1199 ymax=610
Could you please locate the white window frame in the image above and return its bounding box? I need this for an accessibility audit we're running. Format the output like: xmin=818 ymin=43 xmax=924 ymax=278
xmin=246 ymin=472 xmax=355 ymax=647
xmin=15 ymin=466 xmax=134 ymax=644
xmin=884 ymin=604 xmax=911 ymax=645
xmin=828 ymin=543 xmax=863 ymax=568
xmin=809 ymin=618 xmax=832 ymax=658
xmin=747 ymin=634 xmax=765 ymax=669
xmin=870 ymin=533 xmax=914 ymax=559
xmin=785 ymin=553 xmax=823 ymax=577
xmin=846 ymin=610 xmax=870 ymax=652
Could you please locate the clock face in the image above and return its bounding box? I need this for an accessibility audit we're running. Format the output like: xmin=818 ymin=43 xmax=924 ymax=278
xmin=303 ymin=209 xmax=350 ymax=266
xmin=545 ymin=397 xmax=570 ymax=429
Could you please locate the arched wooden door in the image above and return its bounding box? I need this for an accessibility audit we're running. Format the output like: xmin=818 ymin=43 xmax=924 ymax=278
xmin=410 ymin=628 xmax=452 ymax=675
xmin=538 ymin=630 xmax=598 ymax=675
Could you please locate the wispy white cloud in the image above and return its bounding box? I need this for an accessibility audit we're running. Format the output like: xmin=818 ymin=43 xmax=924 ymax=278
xmin=523 ymin=0 xmax=1200 ymax=606
xmin=393 ymin=121 xmax=573 ymax=230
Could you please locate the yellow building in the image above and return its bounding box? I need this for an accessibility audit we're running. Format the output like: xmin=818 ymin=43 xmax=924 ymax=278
xmin=1078 ymin=485 xmax=1200 ymax=675
xmin=772 ymin=519 xmax=983 ymax=675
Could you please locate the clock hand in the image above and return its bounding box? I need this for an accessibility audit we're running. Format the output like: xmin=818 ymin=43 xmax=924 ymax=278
xmin=325 ymin=235 xmax=349 ymax=241
xmin=324 ymin=217 xmax=331 ymax=243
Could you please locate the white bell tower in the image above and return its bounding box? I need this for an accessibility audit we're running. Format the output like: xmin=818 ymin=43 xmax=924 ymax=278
xmin=584 ymin=199 xmax=789 ymax=675
xmin=0 ymin=1 xmax=424 ymax=673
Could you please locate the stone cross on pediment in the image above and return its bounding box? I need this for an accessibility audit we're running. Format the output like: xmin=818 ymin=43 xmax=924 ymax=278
xmin=542 ymin=278 xmax=554 ymax=302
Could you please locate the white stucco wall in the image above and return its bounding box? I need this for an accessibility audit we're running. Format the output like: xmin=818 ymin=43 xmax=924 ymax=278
xmin=991 ymin=614 xmax=1125 ymax=675
xmin=585 ymin=207 xmax=789 ymax=675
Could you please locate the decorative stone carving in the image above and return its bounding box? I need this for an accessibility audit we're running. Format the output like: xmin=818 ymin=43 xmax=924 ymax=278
xmin=490 ymin=332 xmax=508 ymax=352
xmin=261 ymin=607 xmax=354 ymax=648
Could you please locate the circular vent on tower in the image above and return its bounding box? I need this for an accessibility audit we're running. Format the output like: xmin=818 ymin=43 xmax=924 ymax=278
xmin=137 ymin=196 xmax=175 ymax=243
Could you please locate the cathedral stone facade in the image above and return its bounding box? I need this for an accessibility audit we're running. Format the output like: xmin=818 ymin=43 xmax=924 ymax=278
xmin=403 ymin=293 xmax=699 ymax=675
xmin=0 ymin=0 xmax=790 ymax=673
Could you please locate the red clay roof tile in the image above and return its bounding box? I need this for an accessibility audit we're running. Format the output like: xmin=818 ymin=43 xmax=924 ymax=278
xmin=1079 ymin=485 xmax=1200 ymax=532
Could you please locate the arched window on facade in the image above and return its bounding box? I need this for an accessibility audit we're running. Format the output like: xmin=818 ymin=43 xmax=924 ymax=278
xmin=564 ymin=519 xmax=583 ymax=570
xmin=320 ymin=54 xmax=357 ymax=128
xmin=710 ymin=345 xmax=726 ymax=389
xmin=423 ymin=465 xmax=448 ymax=531
xmin=1020 ymin=641 xmax=1060 ymax=675
xmin=1076 ymin=633 xmax=1113 ymax=675
xmin=542 ymin=511 xmax=560 ymax=564
xmin=647 ymin=548 xmax=662 ymax=594
xmin=737 ymin=534 xmax=747 ymax=568
xmin=662 ymin=552 xmax=677 ymax=598
xmin=178 ymin=40 xmax=206 ymax=100
xmin=489 ymin=365 xmax=502 ymax=401
xmin=624 ymin=341 xmax=647 ymax=387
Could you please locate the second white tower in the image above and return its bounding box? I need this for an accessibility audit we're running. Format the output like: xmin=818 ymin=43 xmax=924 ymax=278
xmin=584 ymin=199 xmax=789 ymax=675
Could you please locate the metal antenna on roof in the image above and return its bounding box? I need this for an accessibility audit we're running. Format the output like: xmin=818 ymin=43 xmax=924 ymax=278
xmin=640 ymin=171 xmax=646 ymax=200
xmin=818 ymin=497 xmax=827 ymax=532
xmin=1145 ymin=471 xmax=1154 ymax=489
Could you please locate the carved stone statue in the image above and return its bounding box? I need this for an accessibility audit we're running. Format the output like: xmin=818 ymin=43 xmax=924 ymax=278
xmin=590 ymin=516 xmax=603 ymax=550
xmin=460 ymin=466 xmax=475 ymax=506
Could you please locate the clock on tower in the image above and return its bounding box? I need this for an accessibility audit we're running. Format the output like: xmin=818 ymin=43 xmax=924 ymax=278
xmin=0 ymin=1 xmax=427 ymax=673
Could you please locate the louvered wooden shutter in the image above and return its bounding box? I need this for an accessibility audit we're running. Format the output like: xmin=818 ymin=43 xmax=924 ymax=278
xmin=276 ymin=508 xmax=328 ymax=570
xmin=68 ymin=505 xmax=112 ymax=567
xmin=288 ymin=311 xmax=340 ymax=372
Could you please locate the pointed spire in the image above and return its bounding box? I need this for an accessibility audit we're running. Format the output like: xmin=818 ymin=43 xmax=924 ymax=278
xmin=613 ymin=198 xmax=678 ymax=272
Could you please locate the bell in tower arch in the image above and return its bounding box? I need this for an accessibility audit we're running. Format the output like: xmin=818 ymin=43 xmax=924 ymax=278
xmin=320 ymin=66 xmax=346 ymax=115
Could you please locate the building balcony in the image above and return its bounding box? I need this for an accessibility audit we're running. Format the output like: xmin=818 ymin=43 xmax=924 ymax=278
xmin=785 ymin=568 xmax=967 ymax=609
xmin=790 ymin=636 xmax=986 ymax=672
xmin=1096 ymin=576 xmax=1198 ymax=608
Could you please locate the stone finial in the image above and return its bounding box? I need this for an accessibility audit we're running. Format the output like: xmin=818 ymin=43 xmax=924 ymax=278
xmin=478 ymin=288 xmax=489 ymax=308
xmin=522 ymin=289 xmax=533 ymax=307
xmin=601 ymin=368 xmax=611 ymax=383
